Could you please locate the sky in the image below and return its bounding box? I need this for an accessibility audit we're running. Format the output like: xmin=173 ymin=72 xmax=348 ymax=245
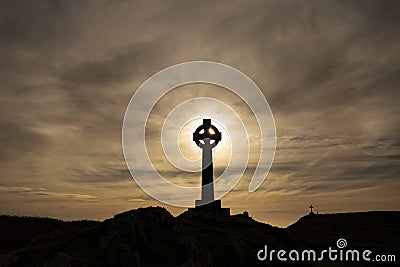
xmin=0 ymin=0 xmax=399 ymax=227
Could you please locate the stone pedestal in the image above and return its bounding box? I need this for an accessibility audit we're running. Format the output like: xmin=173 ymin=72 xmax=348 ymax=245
xmin=189 ymin=200 xmax=230 ymax=216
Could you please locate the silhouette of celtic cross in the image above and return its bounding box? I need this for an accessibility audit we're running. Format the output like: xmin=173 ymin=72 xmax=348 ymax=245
xmin=193 ymin=119 xmax=221 ymax=204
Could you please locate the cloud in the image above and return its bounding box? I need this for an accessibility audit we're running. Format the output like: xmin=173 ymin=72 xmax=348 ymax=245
xmin=0 ymin=186 xmax=33 ymax=193
xmin=34 ymin=192 xmax=99 ymax=202
xmin=0 ymin=0 xmax=399 ymax=226
xmin=124 ymin=198 xmax=146 ymax=202
xmin=0 ymin=185 xmax=98 ymax=204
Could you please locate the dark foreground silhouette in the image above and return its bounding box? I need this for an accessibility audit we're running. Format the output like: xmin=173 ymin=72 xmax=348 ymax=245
xmin=0 ymin=208 xmax=398 ymax=267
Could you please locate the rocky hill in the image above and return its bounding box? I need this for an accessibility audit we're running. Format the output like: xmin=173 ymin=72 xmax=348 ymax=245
xmin=0 ymin=208 xmax=398 ymax=267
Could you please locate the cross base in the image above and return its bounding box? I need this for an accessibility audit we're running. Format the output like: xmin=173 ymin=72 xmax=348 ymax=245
xmin=188 ymin=200 xmax=230 ymax=216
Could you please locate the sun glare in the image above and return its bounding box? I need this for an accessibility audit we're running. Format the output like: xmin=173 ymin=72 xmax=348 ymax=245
xmin=178 ymin=118 xmax=231 ymax=165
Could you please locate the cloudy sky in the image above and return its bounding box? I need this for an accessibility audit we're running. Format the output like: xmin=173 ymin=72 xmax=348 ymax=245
xmin=0 ymin=0 xmax=399 ymax=227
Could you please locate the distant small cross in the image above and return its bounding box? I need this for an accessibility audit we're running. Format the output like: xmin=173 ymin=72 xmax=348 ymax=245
xmin=309 ymin=205 xmax=314 ymax=213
